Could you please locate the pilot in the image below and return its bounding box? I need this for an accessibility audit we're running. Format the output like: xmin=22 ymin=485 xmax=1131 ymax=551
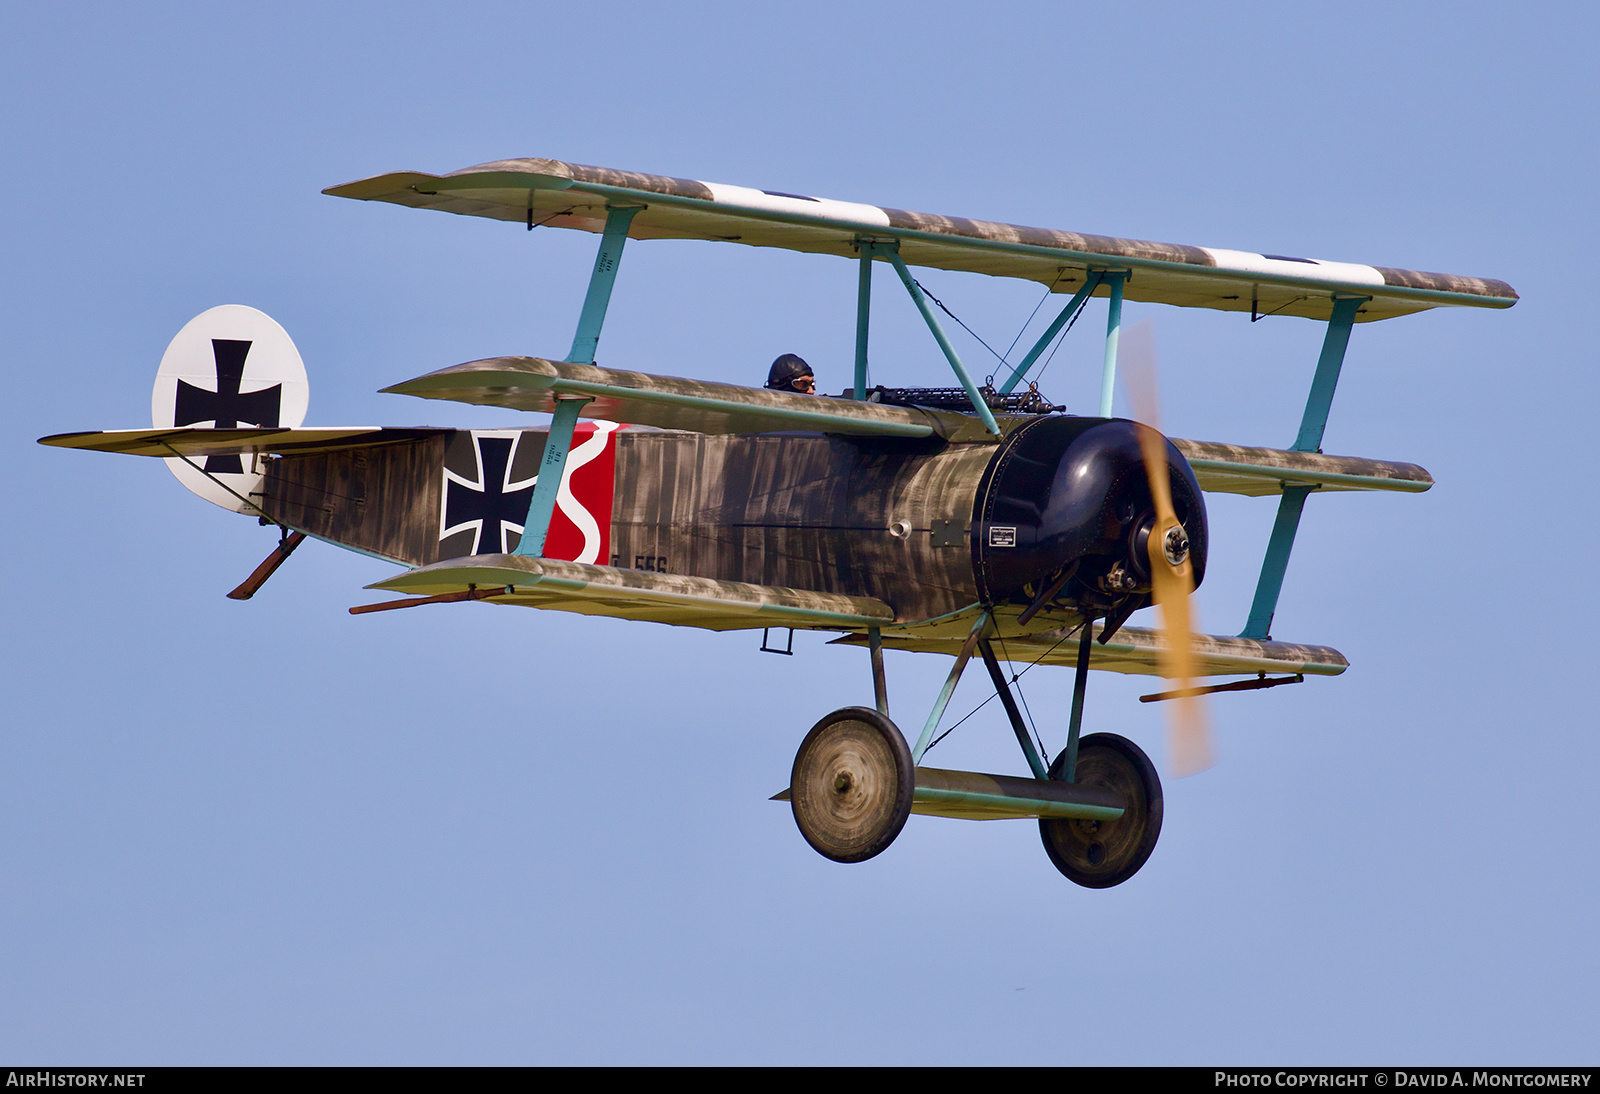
xmin=765 ymin=353 xmax=816 ymax=394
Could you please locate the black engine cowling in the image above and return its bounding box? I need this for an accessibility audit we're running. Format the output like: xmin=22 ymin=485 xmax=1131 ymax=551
xmin=970 ymin=417 xmax=1208 ymax=615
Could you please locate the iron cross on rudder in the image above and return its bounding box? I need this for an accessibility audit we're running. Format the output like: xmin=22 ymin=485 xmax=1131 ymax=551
xmin=173 ymin=339 xmax=282 ymax=473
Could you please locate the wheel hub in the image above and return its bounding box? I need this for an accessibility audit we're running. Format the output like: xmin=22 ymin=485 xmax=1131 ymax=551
xmin=790 ymin=708 xmax=915 ymax=864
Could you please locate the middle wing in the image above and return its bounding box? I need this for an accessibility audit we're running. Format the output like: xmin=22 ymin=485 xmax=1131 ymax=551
xmin=1175 ymin=439 xmax=1432 ymax=496
xmin=382 ymin=356 xmax=1000 ymax=442
xmin=383 ymin=358 xmax=1433 ymax=493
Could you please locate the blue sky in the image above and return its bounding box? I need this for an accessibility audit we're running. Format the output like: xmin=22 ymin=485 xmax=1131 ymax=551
xmin=3 ymin=0 xmax=1596 ymax=1064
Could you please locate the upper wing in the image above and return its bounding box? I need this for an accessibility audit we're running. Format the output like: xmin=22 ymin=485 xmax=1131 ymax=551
xmin=362 ymin=553 xmax=895 ymax=632
xmin=326 ymin=157 xmax=1518 ymax=323
xmin=383 ymin=356 xmax=999 ymax=442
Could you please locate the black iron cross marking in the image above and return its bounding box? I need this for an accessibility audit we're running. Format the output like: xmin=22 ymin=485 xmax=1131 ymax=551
xmin=173 ymin=339 xmax=282 ymax=473
xmin=442 ymin=435 xmax=536 ymax=555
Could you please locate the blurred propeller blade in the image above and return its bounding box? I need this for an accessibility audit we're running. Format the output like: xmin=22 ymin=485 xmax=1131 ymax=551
xmin=1122 ymin=321 xmax=1214 ymax=776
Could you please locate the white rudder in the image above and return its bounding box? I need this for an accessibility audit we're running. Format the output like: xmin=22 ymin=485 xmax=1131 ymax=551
xmin=151 ymin=305 xmax=309 ymax=513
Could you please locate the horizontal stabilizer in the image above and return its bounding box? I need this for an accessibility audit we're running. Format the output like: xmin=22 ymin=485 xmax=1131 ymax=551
xmin=1172 ymin=439 xmax=1432 ymax=496
xmin=834 ymin=617 xmax=1347 ymax=678
xmin=384 ymin=357 xmax=999 ymax=441
xmin=38 ymin=427 xmax=448 ymax=458
xmin=363 ymin=554 xmax=896 ymax=631
xmin=327 ymin=157 xmax=1517 ymax=322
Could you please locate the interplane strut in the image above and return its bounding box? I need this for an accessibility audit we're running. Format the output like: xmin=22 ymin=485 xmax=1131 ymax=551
xmin=1241 ymin=295 xmax=1367 ymax=638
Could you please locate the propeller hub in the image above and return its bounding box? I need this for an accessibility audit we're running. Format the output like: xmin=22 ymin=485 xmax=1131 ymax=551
xmin=1163 ymin=524 xmax=1190 ymax=568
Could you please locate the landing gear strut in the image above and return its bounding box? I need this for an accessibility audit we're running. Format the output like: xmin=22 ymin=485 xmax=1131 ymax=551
xmin=1040 ymin=732 xmax=1163 ymax=888
xmin=785 ymin=614 xmax=1164 ymax=888
xmin=1039 ymin=616 xmax=1164 ymax=888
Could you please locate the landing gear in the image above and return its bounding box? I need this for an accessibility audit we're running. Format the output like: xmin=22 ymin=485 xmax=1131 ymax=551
xmin=790 ymin=707 xmax=914 ymax=863
xmin=785 ymin=614 xmax=1162 ymax=886
xmin=1040 ymin=732 xmax=1163 ymax=888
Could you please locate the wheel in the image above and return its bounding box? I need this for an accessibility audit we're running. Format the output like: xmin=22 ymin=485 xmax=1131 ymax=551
xmin=790 ymin=707 xmax=915 ymax=863
xmin=1039 ymin=732 xmax=1163 ymax=888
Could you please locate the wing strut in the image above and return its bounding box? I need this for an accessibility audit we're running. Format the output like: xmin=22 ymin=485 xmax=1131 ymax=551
xmin=997 ymin=271 xmax=1103 ymax=394
xmin=878 ymin=245 xmax=1002 ymax=438
xmin=514 ymin=394 xmax=593 ymax=558
xmin=1241 ymin=295 xmax=1368 ymax=638
xmin=1098 ymin=272 xmax=1127 ymax=417
xmin=853 ymin=241 xmax=880 ymax=401
xmin=514 ymin=206 xmax=645 ymax=557
xmin=568 ymin=204 xmax=643 ymax=365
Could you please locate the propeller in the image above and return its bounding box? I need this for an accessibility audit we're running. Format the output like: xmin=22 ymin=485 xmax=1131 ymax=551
xmin=1121 ymin=321 xmax=1215 ymax=777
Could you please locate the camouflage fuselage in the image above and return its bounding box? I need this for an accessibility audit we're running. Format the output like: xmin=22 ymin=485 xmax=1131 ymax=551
xmin=263 ymin=427 xmax=993 ymax=624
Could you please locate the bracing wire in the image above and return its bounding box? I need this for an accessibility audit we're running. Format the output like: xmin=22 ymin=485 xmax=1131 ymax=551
xmin=1003 ymin=283 xmax=1057 ymax=362
xmin=997 ymin=268 xmax=1070 ymax=379
xmin=995 ymin=630 xmax=1051 ymax=764
xmin=913 ymin=277 xmax=1011 ymax=370
xmin=923 ymin=693 xmax=999 ymax=756
xmin=910 ymin=269 xmax=1078 ymax=393
xmin=1028 ymin=287 xmax=1096 ymax=388
xmin=920 ymin=618 xmax=1088 ymax=758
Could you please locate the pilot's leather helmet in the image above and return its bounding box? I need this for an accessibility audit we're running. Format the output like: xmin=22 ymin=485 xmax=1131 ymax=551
xmin=766 ymin=353 xmax=814 ymax=391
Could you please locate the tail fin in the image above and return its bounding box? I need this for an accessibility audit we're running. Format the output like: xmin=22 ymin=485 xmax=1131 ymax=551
xmin=151 ymin=305 xmax=309 ymax=513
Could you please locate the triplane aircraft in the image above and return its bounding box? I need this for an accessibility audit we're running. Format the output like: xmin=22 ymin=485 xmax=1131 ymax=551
xmin=42 ymin=159 xmax=1517 ymax=887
